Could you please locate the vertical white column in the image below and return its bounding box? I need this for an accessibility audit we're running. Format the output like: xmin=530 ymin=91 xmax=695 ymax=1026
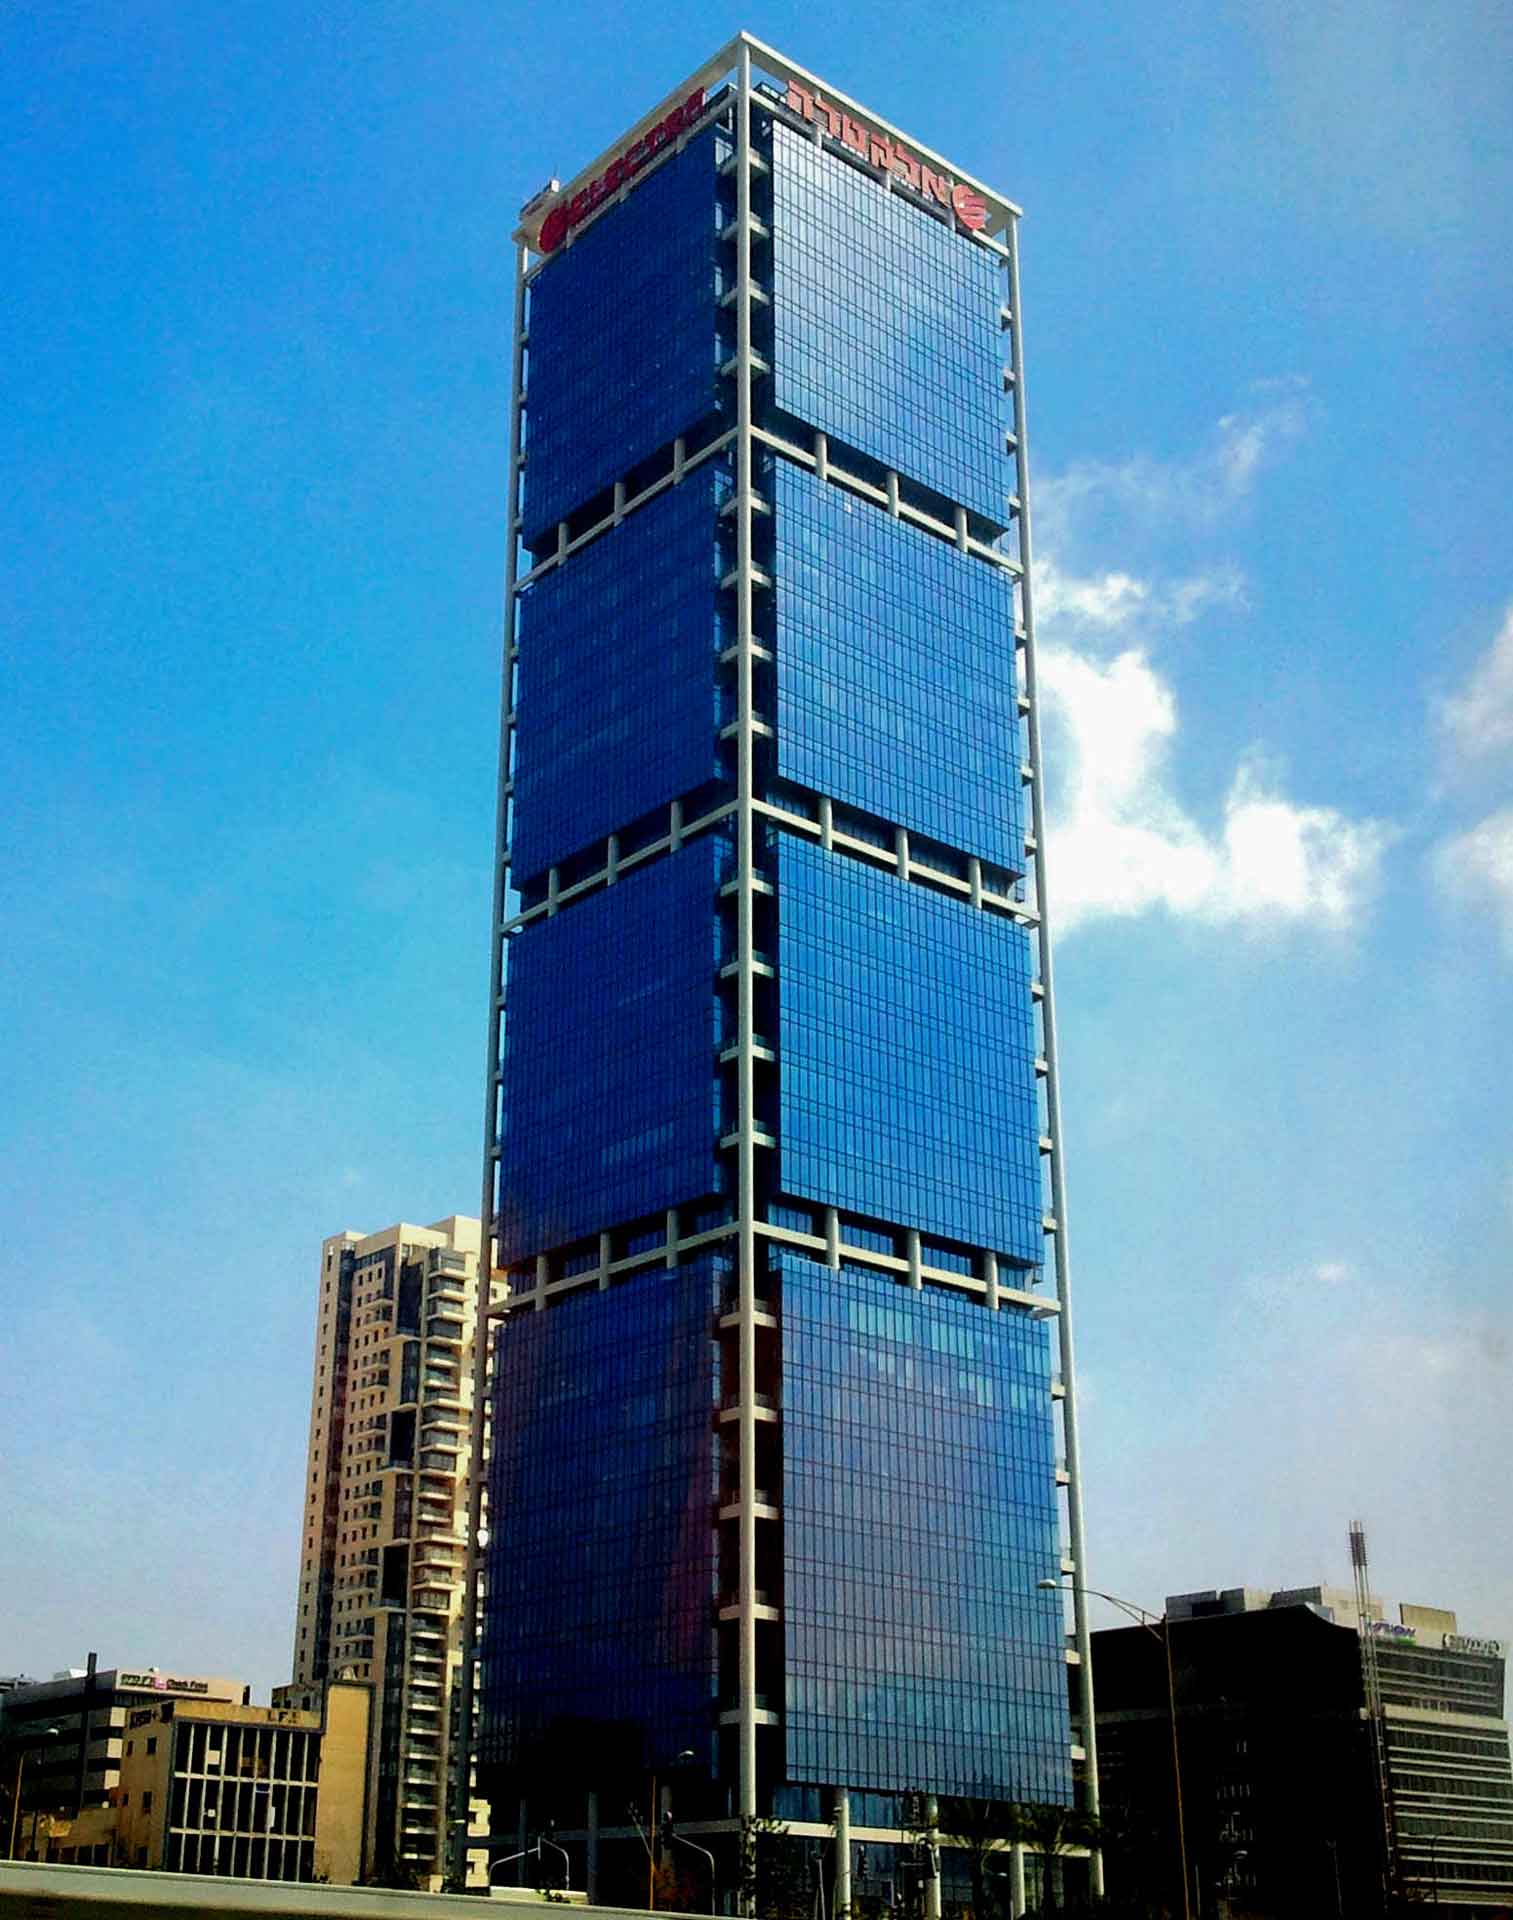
xmin=833 ymin=1789 xmax=851 ymax=1920
xmin=455 ymin=234 xmax=531 ymax=1892
xmin=1005 ymin=213 xmax=1102 ymax=1892
xmin=734 ymin=39 xmax=760 ymax=1843
xmin=923 ymin=1798 xmax=941 ymax=1920
xmin=586 ymin=1790 xmax=599 ymax=1904
xmin=1010 ymin=1842 xmax=1027 ymax=1919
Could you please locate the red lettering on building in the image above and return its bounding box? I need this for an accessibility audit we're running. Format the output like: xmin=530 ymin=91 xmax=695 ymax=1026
xmin=534 ymin=88 xmax=706 ymax=254
xmin=783 ymin=83 xmax=992 ymax=236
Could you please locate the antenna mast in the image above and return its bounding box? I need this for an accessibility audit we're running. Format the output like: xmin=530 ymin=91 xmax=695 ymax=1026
xmin=1350 ymin=1519 xmax=1396 ymax=1905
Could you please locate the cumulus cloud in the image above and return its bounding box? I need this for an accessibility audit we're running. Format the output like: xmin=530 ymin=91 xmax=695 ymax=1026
xmin=1034 ymin=555 xmax=1245 ymax=640
xmin=1439 ymin=604 xmax=1513 ymax=765
xmin=1038 ymin=643 xmax=1393 ymax=933
xmin=1434 ymin=808 xmax=1513 ymax=950
xmin=1036 ymin=379 xmax=1310 ymax=548
xmin=1029 ymin=381 xmax=1394 ymax=938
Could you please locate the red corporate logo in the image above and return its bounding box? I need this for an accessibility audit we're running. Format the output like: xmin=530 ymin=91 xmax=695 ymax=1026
xmin=951 ymin=183 xmax=988 ymax=232
xmin=537 ymin=88 xmax=706 ymax=254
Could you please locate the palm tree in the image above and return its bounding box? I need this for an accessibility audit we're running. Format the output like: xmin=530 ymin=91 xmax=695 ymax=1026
xmin=1019 ymin=1801 xmax=1101 ymax=1917
xmin=934 ymin=1794 xmax=1030 ymax=1920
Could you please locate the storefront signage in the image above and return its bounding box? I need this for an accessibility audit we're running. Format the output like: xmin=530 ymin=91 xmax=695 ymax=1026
xmin=783 ymin=83 xmax=988 ymax=234
xmin=537 ymin=89 xmax=707 ymax=254
xmin=118 ymin=1672 xmax=211 ymax=1695
xmin=1364 ymin=1621 xmax=1417 ymax=1643
xmin=1445 ymin=1635 xmax=1503 ymax=1657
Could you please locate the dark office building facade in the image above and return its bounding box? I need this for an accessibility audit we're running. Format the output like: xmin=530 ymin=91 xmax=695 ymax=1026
xmin=1095 ymin=1593 xmax=1513 ymax=1917
xmin=468 ymin=35 xmax=1097 ymax=1900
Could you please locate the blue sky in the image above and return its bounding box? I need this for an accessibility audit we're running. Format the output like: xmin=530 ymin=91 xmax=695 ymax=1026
xmin=3 ymin=0 xmax=1510 ymax=1694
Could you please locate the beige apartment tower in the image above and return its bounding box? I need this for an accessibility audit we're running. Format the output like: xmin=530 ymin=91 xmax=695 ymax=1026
xmin=284 ymin=1215 xmax=495 ymax=1889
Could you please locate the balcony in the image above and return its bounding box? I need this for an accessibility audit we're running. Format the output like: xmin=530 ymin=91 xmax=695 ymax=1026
xmin=414 ymin=1538 xmax=460 ymax=1564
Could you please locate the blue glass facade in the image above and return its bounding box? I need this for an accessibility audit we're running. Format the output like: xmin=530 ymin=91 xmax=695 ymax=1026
xmin=521 ymin=127 xmax=724 ymax=547
xmin=484 ymin=63 xmax=1074 ymax=1836
xmin=495 ymin=840 xmax=726 ymax=1264
xmin=772 ymin=458 xmax=1024 ymax=872
xmin=479 ymin=1256 xmax=725 ymax=1777
xmin=512 ymin=466 xmax=729 ymax=883
xmin=775 ymin=832 xmax=1044 ymax=1266
xmin=778 ymin=1250 xmax=1069 ymax=1799
xmin=769 ymin=121 xmax=1008 ymax=525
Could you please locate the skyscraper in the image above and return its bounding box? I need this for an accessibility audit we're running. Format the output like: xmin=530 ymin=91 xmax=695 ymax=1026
xmin=466 ymin=34 xmax=1098 ymax=1906
xmin=288 ymin=1215 xmax=492 ymax=1888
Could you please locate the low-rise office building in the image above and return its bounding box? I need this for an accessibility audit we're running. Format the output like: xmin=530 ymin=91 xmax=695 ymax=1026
xmin=1 ymin=1659 xmax=247 ymax=1837
xmin=1095 ymin=1584 xmax=1512 ymax=1917
xmin=29 ymin=1683 xmax=372 ymax=1885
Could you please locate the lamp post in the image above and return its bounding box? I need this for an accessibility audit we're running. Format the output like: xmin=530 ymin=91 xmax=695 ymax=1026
xmin=666 ymin=1752 xmax=717 ymax=1912
xmin=1040 ymin=1579 xmax=1191 ymax=1920
xmin=489 ymin=1833 xmax=572 ymax=1891
xmin=7 ymin=1726 xmax=61 ymax=1862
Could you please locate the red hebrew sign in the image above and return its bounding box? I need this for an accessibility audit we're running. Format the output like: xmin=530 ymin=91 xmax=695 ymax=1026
xmin=538 ymin=89 xmax=707 ymax=253
xmin=784 ymin=83 xmax=989 ymax=235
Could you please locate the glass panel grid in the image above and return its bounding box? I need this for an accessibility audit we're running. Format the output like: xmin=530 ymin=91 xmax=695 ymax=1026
xmin=513 ymin=467 xmax=726 ymax=883
xmin=480 ymin=1256 xmax=725 ymax=1775
xmin=522 ymin=130 xmax=723 ymax=545
xmin=775 ymin=834 xmax=1043 ymax=1263
xmin=777 ymin=1250 xmax=1070 ymax=1800
xmin=496 ymin=842 xmax=726 ymax=1263
xmin=769 ymin=122 xmax=1008 ymax=525
xmin=772 ymin=459 xmax=1024 ymax=871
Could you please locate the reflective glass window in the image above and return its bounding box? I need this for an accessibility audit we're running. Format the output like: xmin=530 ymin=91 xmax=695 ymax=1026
xmin=769 ymin=123 xmax=1007 ymax=524
xmin=775 ymin=834 xmax=1043 ymax=1264
xmin=480 ymin=1256 xmax=725 ymax=1778
xmin=513 ymin=467 xmax=726 ymax=882
xmin=497 ymin=842 xmax=726 ymax=1262
xmin=772 ymin=459 xmax=1023 ymax=871
xmin=778 ymin=1250 xmax=1070 ymax=1800
xmin=523 ymin=129 xmax=723 ymax=544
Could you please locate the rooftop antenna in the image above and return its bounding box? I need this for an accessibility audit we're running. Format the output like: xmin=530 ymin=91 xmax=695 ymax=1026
xmin=1350 ymin=1520 xmax=1397 ymax=1905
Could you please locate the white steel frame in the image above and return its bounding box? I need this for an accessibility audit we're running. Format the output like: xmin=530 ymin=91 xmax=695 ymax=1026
xmin=457 ymin=34 xmax=1101 ymax=1904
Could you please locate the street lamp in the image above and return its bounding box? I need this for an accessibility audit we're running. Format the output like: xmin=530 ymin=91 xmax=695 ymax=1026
xmin=489 ymin=1832 xmax=571 ymax=1891
xmin=666 ymin=1749 xmax=718 ymax=1911
xmin=1041 ymin=1578 xmax=1191 ymax=1920
xmin=7 ymin=1726 xmax=61 ymax=1862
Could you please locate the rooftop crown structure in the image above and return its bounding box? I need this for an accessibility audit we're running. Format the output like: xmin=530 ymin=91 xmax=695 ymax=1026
xmin=461 ymin=35 xmax=1099 ymax=1907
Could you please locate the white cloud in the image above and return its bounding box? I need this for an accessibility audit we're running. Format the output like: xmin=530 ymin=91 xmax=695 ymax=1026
xmin=1439 ymin=604 xmax=1513 ymax=765
xmin=1038 ymin=644 xmax=1393 ymax=933
xmin=1034 ymin=555 xmax=1245 ymax=641
xmin=1434 ymin=807 xmax=1513 ymax=950
xmin=1029 ymin=382 xmax=1395 ymax=938
xmin=1035 ymin=380 xmax=1310 ymax=546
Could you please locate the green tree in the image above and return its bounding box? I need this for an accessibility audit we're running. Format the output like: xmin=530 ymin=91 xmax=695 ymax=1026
xmin=740 ymin=1813 xmax=813 ymax=1920
xmin=936 ymin=1795 xmax=1031 ymax=1920
xmin=1019 ymin=1802 xmax=1101 ymax=1917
